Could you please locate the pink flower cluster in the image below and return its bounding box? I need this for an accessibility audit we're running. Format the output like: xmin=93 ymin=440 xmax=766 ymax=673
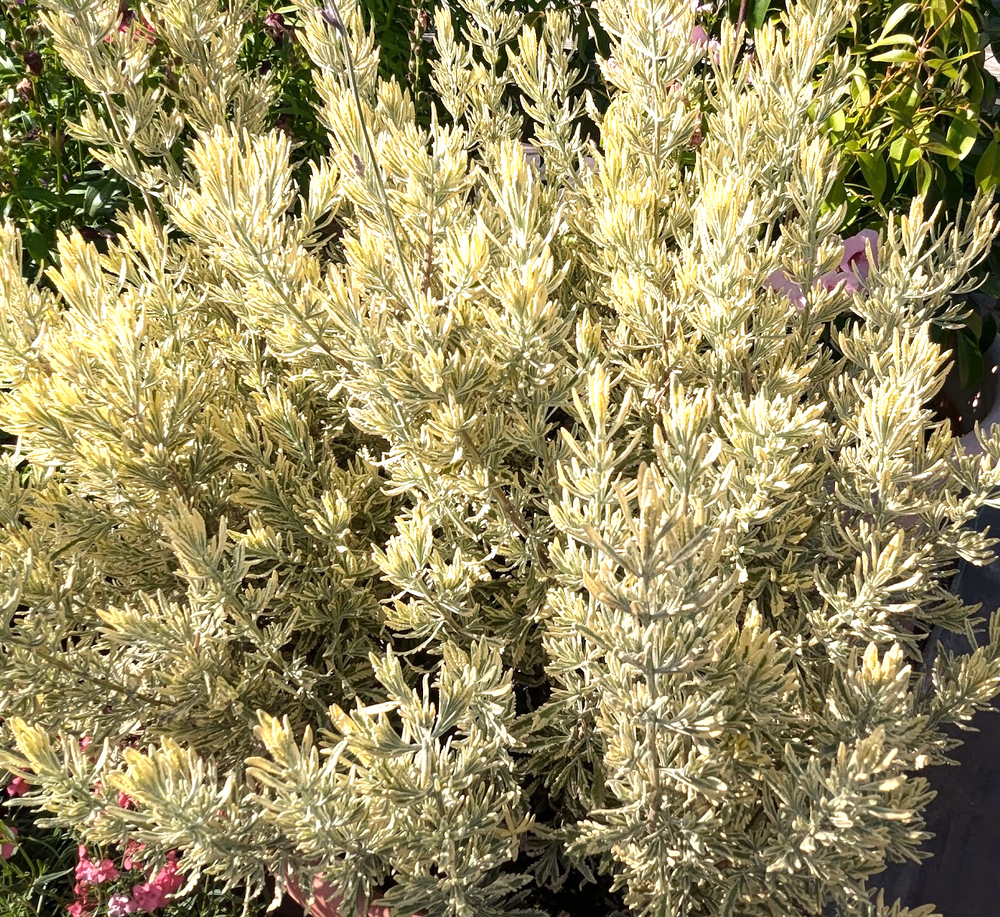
xmin=4 ymin=746 xmax=181 ymax=917
xmin=70 ymin=845 xmax=184 ymax=917
xmin=130 ymin=850 xmax=184 ymax=911
xmin=764 ymin=230 xmax=879 ymax=309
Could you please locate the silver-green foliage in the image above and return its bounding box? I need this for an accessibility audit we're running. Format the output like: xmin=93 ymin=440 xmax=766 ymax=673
xmin=1 ymin=0 xmax=1000 ymax=915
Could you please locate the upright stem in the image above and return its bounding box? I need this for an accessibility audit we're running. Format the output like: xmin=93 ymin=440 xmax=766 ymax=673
xmin=98 ymin=89 xmax=163 ymax=237
xmin=736 ymin=0 xmax=749 ymax=33
xmin=323 ymin=1 xmax=420 ymax=312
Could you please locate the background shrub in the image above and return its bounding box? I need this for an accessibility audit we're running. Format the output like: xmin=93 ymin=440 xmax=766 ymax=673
xmin=2 ymin=1 xmax=1000 ymax=916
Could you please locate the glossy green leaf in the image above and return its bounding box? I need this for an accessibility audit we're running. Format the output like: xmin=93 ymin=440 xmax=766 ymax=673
xmin=871 ymin=31 xmax=916 ymax=48
xmin=21 ymin=231 xmax=50 ymax=268
xmin=15 ymin=186 xmax=62 ymax=208
xmin=889 ymin=136 xmax=922 ymax=170
xmin=914 ymin=159 xmax=933 ymax=198
xmin=876 ymin=2 xmax=918 ymax=40
xmin=855 ymin=150 xmax=887 ymax=203
xmin=747 ymin=0 xmax=771 ymax=32
xmin=946 ymin=113 xmax=979 ymax=161
xmin=975 ymin=135 xmax=1000 ymax=191
xmin=872 ymin=47 xmax=918 ymax=63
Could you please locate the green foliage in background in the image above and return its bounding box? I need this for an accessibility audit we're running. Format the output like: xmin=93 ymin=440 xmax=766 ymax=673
xmin=0 ymin=0 xmax=131 ymax=277
xmin=824 ymin=0 xmax=1000 ymax=384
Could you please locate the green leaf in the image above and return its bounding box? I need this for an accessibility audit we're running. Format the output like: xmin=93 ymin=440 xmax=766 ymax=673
xmin=851 ymin=71 xmax=870 ymax=107
xmin=922 ymin=139 xmax=963 ymax=159
xmin=15 ymin=186 xmax=62 ymax=208
xmin=966 ymin=62 xmax=985 ymax=108
xmin=21 ymin=231 xmax=50 ymax=267
xmin=914 ymin=158 xmax=933 ymax=198
xmin=871 ymin=31 xmax=916 ymax=48
xmin=945 ymin=113 xmax=979 ymax=161
xmin=747 ymin=0 xmax=770 ymax=32
xmin=855 ymin=150 xmax=887 ymax=203
xmin=957 ymin=330 xmax=984 ymax=390
xmin=876 ymin=2 xmax=918 ymax=40
xmin=872 ymin=48 xmax=918 ymax=63
xmin=975 ymin=135 xmax=1000 ymax=191
xmin=888 ymin=136 xmax=922 ymax=170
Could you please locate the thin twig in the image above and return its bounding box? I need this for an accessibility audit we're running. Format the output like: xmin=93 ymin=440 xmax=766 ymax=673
xmin=323 ymin=1 xmax=420 ymax=311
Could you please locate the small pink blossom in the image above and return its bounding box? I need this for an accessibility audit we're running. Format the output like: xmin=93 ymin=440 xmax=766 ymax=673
xmin=131 ymin=881 xmax=170 ymax=912
xmin=130 ymin=852 xmax=184 ymax=911
xmin=117 ymin=791 xmax=134 ymax=809
xmin=764 ymin=270 xmax=807 ymax=309
xmin=1 ymin=824 xmax=17 ymax=860
xmin=840 ymin=228 xmax=879 ymax=279
xmin=150 ymin=855 xmax=184 ymax=896
xmin=5 ymin=776 xmax=28 ymax=797
xmin=67 ymin=904 xmax=93 ymax=917
xmin=764 ymin=230 xmax=880 ymax=308
xmin=76 ymin=846 xmax=120 ymax=885
xmin=108 ymin=894 xmax=139 ymax=916
xmin=689 ymin=25 xmax=721 ymax=63
xmin=103 ymin=11 xmax=156 ymax=43
xmin=80 ymin=736 xmax=92 ymax=751
xmin=123 ymin=839 xmax=146 ymax=871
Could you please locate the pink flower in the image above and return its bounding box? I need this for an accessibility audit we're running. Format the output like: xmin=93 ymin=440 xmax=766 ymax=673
xmin=117 ymin=791 xmax=134 ymax=810
xmin=765 ymin=230 xmax=880 ymax=308
xmin=764 ymin=270 xmax=806 ymax=309
xmin=123 ymin=839 xmax=146 ymax=871
xmin=1 ymin=824 xmax=18 ymax=860
xmin=93 ymin=858 xmax=119 ymax=883
xmin=689 ymin=24 xmax=720 ymax=63
xmin=151 ymin=856 xmax=184 ymax=895
xmin=102 ymin=10 xmax=156 ymax=43
xmin=76 ymin=846 xmax=120 ymax=884
xmin=108 ymin=894 xmax=139 ymax=916
xmin=130 ymin=853 xmax=184 ymax=911
xmin=131 ymin=881 xmax=170 ymax=912
xmin=819 ymin=269 xmax=862 ymax=294
xmin=67 ymin=904 xmax=93 ymax=917
xmin=80 ymin=736 xmax=92 ymax=751
xmin=840 ymin=228 xmax=879 ymax=279
xmin=264 ymin=11 xmax=288 ymax=41
xmin=5 ymin=776 xmax=28 ymax=797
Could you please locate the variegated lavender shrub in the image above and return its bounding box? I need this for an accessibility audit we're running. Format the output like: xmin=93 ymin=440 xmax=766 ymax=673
xmin=1 ymin=1 xmax=1000 ymax=916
